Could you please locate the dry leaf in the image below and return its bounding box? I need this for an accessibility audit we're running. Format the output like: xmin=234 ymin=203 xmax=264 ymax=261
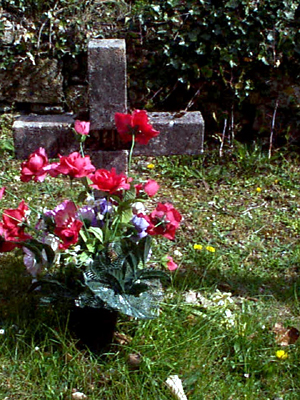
xmin=272 ymin=322 xmax=300 ymax=346
xmin=114 ymin=331 xmax=132 ymax=345
xmin=127 ymin=353 xmax=142 ymax=369
xmin=71 ymin=391 xmax=87 ymax=400
xmin=165 ymin=375 xmax=188 ymax=400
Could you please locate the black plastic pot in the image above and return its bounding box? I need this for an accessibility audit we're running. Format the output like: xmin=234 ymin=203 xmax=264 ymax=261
xmin=68 ymin=306 xmax=118 ymax=354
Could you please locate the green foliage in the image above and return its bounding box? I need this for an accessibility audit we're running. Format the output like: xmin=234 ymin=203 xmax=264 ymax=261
xmin=0 ymin=0 xmax=130 ymax=69
xmin=125 ymin=0 xmax=300 ymax=143
xmin=0 ymin=114 xmax=15 ymax=157
xmin=80 ymin=238 xmax=170 ymax=319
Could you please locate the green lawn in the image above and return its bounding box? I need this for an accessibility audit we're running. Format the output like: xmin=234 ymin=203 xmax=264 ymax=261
xmin=1 ymin=143 xmax=300 ymax=399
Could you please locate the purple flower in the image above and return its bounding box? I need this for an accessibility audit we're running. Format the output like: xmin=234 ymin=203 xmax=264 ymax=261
xmin=76 ymin=205 xmax=98 ymax=227
xmin=131 ymin=215 xmax=149 ymax=240
xmin=94 ymin=198 xmax=112 ymax=215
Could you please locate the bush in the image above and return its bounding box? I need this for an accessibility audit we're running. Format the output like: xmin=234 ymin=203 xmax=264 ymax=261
xmin=125 ymin=0 xmax=300 ymax=145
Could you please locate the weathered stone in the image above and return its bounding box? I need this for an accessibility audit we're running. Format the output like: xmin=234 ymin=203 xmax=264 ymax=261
xmin=13 ymin=114 xmax=79 ymax=159
xmin=30 ymin=105 xmax=65 ymax=114
xmin=133 ymin=111 xmax=205 ymax=156
xmin=88 ymin=39 xmax=127 ymax=130
xmin=90 ymin=150 xmax=128 ymax=174
xmin=65 ymin=85 xmax=89 ymax=115
xmin=0 ymin=59 xmax=64 ymax=104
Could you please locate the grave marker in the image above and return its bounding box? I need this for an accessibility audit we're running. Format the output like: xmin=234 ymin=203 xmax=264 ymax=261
xmin=13 ymin=39 xmax=204 ymax=172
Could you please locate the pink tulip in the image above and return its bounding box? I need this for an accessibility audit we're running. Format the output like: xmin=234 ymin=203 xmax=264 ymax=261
xmin=166 ymin=256 xmax=179 ymax=271
xmin=74 ymin=120 xmax=90 ymax=136
xmin=143 ymin=179 xmax=160 ymax=197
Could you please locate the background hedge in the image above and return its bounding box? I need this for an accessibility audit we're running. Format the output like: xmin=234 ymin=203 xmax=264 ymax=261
xmin=1 ymin=0 xmax=300 ymax=146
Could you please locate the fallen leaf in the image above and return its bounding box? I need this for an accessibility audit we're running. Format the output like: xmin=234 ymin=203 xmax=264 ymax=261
xmin=165 ymin=375 xmax=188 ymax=400
xmin=272 ymin=322 xmax=300 ymax=346
xmin=72 ymin=391 xmax=87 ymax=400
xmin=114 ymin=331 xmax=132 ymax=345
xmin=127 ymin=353 xmax=142 ymax=369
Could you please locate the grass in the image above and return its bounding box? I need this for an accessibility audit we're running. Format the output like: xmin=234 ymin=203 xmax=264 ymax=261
xmin=1 ymin=140 xmax=300 ymax=399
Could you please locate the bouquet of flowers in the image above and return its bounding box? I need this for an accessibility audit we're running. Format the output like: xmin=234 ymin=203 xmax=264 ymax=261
xmin=0 ymin=111 xmax=181 ymax=319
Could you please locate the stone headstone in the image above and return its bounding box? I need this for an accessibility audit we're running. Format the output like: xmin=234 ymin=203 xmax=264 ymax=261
xmin=88 ymin=39 xmax=127 ymax=130
xmin=133 ymin=112 xmax=204 ymax=156
xmin=13 ymin=115 xmax=79 ymax=159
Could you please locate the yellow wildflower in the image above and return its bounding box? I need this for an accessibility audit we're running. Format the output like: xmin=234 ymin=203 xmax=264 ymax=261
xmin=147 ymin=163 xmax=155 ymax=169
xmin=206 ymin=246 xmax=216 ymax=253
xmin=276 ymin=350 xmax=288 ymax=360
xmin=193 ymin=244 xmax=203 ymax=250
xmin=256 ymin=187 xmax=262 ymax=192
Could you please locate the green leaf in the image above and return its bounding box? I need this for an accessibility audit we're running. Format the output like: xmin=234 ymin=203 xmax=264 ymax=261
xmin=82 ymin=278 xmax=164 ymax=319
xmin=137 ymin=268 xmax=170 ymax=284
xmin=88 ymin=227 xmax=103 ymax=243
xmin=140 ymin=236 xmax=152 ymax=265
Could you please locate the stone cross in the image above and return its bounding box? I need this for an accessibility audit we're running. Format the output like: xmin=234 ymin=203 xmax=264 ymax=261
xmin=13 ymin=39 xmax=204 ymax=173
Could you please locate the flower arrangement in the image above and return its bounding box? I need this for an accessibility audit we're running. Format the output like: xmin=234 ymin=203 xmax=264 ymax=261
xmin=0 ymin=111 xmax=181 ymax=320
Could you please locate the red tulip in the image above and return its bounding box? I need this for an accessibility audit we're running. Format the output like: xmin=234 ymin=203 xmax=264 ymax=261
xmin=55 ymin=220 xmax=83 ymax=250
xmin=90 ymin=168 xmax=131 ymax=195
xmin=115 ymin=110 xmax=159 ymax=145
xmin=50 ymin=152 xmax=95 ymax=179
xmin=143 ymin=202 xmax=182 ymax=240
xmin=0 ymin=200 xmax=31 ymax=252
xmin=20 ymin=147 xmax=49 ymax=182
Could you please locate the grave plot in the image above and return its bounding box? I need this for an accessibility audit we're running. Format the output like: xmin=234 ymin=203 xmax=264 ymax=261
xmin=13 ymin=39 xmax=205 ymax=172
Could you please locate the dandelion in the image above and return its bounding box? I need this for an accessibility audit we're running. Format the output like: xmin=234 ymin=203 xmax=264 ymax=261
xmin=0 ymin=329 xmax=5 ymax=335
xmin=147 ymin=163 xmax=155 ymax=169
xmin=276 ymin=350 xmax=288 ymax=360
xmin=206 ymin=246 xmax=216 ymax=253
xmin=274 ymin=179 xmax=279 ymax=184
xmin=256 ymin=187 xmax=262 ymax=192
xmin=193 ymin=244 xmax=203 ymax=250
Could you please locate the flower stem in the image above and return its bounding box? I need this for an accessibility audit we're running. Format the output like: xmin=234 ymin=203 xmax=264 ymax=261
xmin=128 ymin=135 xmax=135 ymax=174
xmin=80 ymin=141 xmax=85 ymax=158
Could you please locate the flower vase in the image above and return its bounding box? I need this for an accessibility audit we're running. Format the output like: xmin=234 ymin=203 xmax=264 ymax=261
xmin=68 ymin=306 xmax=118 ymax=354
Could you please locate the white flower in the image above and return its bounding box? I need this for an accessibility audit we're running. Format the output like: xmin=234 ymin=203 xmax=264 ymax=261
xmin=132 ymin=202 xmax=146 ymax=214
xmin=173 ymin=249 xmax=183 ymax=257
xmin=0 ymin=329 xmax=5 ymax=335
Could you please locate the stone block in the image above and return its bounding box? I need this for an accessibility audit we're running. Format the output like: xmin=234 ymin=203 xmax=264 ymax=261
xmin=0 ymin=59 xmax=64 ymax=104
xmin=133 ymin=111 xmax=204 ymax=156
xmin=88 ymin=39 xmax=127 ymax=130
xmin=65 ymin=85 xmax=89 ymax=116
xmin=90 ymin=150 xmax=128 ymax=174
xmin=13 ymin=115 xmax=79 ymax=159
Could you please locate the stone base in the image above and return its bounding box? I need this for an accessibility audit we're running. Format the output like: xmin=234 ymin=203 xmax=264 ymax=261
xmin=13 ymin=114 xmax=79 ymax=159
xmin=90 ymin=150 xmax=128 ymax=174
xmin=133 ymin=111 xmax=205 ymax=156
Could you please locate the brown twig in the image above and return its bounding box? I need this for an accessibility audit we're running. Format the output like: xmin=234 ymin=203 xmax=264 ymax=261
xmin=269 ymin=98 xmax=279 ymax=159
xmin=219 ymin=118 xmax=227 ymax=158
